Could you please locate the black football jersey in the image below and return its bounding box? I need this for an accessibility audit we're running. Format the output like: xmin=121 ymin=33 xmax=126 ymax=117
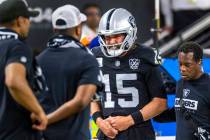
xmin=92 ymin=44 xmax=165 ymax=117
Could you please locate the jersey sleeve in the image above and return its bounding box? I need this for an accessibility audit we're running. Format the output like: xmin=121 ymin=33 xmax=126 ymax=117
xmin=6 ymin=42 xmax=32 ymax=69
xmin=139 ymin=46 xmax=162 ymax=66
xmin=145 ymin=65 xmax=166 ymax=99
xmin=78 ymin=54 xmax=102 ymax=88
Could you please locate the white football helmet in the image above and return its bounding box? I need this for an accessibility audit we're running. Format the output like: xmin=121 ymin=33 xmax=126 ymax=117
xmin=98 ymin=8 xmax=137 ymax=57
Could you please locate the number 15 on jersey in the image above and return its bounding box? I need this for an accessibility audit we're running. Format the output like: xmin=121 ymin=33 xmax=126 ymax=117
xmin=103 ymin=73 xmax=139 ymax=108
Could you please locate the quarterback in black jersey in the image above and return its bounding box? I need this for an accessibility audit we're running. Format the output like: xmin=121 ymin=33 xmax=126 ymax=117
xmin=175 ymin=42 xmax=210 ymax=140
xmin=91 ymin=8 xmax=167 ymax=140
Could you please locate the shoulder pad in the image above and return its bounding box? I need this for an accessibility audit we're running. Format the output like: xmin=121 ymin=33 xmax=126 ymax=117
xmin=137 ymin=45 xmax=162 ymax=65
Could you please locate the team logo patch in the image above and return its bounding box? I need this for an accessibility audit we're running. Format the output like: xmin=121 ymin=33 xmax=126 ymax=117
xmin=183 ymin=89 xmax=190 ymax=98
xmin=175 ymin=98 xmax=198 ymax=110
xmin=129 ymin=58 xmax=140 ymax=70
xmin=115 ymin=60 xmax=120 ymax=67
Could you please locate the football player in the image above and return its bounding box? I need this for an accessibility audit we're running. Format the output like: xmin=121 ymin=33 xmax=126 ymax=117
xmin=91 ymin=8 xmax=167 ymax=140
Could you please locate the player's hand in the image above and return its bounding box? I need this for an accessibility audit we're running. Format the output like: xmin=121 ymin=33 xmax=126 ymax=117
xmin=96 ymin=117 xmax=118 ymax=139
xmin=107 ymin=115 xmax=134 ymax=131
xmin=31 ymin=111 xmax=48 ymax=131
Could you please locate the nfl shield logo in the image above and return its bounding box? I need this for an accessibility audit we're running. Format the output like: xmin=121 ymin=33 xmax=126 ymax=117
xmin=183 ymin=89 xmax=190 ymax=98
xmin=129 ymin=59 xmax=140 ymax=70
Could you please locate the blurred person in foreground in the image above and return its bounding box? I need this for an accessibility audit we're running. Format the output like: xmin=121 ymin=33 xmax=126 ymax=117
xmin=37 ymin=4 xmax=102 ymax=140
xmin=91 ymin=8 xmax=167 ymax=140
xmin=0 ymin=0 xmax=48 ymax=140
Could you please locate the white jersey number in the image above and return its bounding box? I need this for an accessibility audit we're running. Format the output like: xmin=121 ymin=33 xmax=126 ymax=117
xmin=103 ymin=74 xmax=139 ymax=108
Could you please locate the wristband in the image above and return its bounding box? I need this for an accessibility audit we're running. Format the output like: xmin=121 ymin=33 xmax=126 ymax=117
xmin=131 ymin=111 xmax=144 ymax=124
xmin=92 ymin=111 xmax=102 ymax=123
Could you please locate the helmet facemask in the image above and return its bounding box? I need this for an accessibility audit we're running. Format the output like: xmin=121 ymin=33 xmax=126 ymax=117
xmin=98 ymin=8 xmax=137 ymax=57
xmin=99 ymin=26 xmax=137 ymax=57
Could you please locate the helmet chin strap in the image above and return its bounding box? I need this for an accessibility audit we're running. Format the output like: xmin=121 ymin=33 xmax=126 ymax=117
xmin=119 ymin=51 xmax=128 ymax=57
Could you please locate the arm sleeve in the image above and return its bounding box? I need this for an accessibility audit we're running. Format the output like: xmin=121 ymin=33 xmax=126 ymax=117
xmin=78 ymin=54 xmax=102 ymax=88
xmin=6 ymin=42 xmax=31 ymax=69
xmin=145 ymin=66 xmax=167 ymax=99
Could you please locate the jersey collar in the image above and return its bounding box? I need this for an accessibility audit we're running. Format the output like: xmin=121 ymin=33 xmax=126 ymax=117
xmin=0 ymin=27 xmax=25 ymax=41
